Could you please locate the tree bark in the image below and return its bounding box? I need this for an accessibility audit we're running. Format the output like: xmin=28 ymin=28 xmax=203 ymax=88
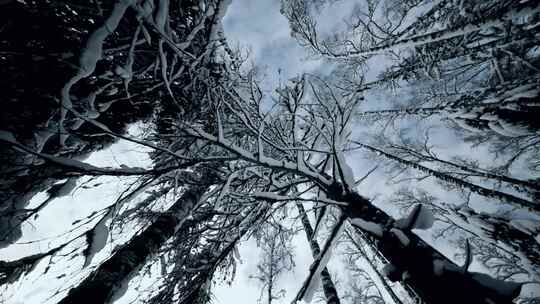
xmin=296 ymin=203 xmax=341 ymax=304
xmin=58 ymin=185 xmax=208 ymax=304
xmin=345 ymin=229 xmax=405 ymax=304
xmin=357 ymin=142 xmax=539 ymax=212
xmin=325 ymin=181 xmax=521 ymax=304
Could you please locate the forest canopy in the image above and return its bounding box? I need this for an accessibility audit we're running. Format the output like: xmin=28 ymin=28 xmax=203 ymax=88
xmin=0 ymin=0 xmax=539 ymax=304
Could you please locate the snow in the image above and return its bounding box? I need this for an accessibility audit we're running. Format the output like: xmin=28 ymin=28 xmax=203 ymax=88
xmin=488 ymin=121 xmax=522 ymax=137
xmin=479 ymin=112 xmax=498 ymax=121
xmin=311 ymin=205 xmax=326 ymax=241
xmin=155 ymin=0 xmax=169 ymax=32
xmin=217 ymin=107 xmax=224 ymax=142
xmin=215 ymin=172 xmax=235 ymax=210
xmin=0 ymin=123 xmax=153 ymax=303
xmin=232 ymin=244 xmax=242 ymax=264
xmin=390 ymin=228 xmax=410 ymax=246
xmin=60 ymin=0 xmax=133 ymax=146
xmin=350 ymin=218 xmax=384 ymax=237
xmin=1 ymin=127 xmax=154 ymax=176
xmin=49 ymin=178 xmax=78 ymax=199
xmin=468 ymin=216 xmax=496 ymax=232
xmin=432 ymin=259 xmax=446 ymax=276
xmin=303 ymin=271 xmax=321 ymax=303
xmin=0 ymin=129 xmax=16 ymax=142
xmin=382 ymin=263 xmax=398 ymax=277
xmin=33 ymin=128 xmax=56 ymax=153
xmin=83 ymin=212 xmax=111 ymax=267
xmin=209 ymin=0 xmax=232 ymax=42
xmin=510 ymin=219 xmax=540 ymax=235
xmin=183 ymin=125 xmax=332 ymax=186
xmin=498 ymin=118 xmax=536 ymax=136
xmin=452 ymin=117 xmax=484 ymax=133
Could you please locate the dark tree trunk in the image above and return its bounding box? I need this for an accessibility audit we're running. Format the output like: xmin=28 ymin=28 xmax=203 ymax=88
xmin=296 ymin=203 xmax=341 ymax=304
xmin=345 ymin=229 xmax=405 ymax=304
xmin=325 ymin=182 xmax=522 ymax=304
xmin=358 ymin=142 xmax=539 ymax=212
xmin=58 ymin=185 xmax=208 ymax=304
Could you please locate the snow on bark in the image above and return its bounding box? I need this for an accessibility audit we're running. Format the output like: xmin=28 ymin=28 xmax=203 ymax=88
xmin=215 ymin=171 xmax=235 ymax=210
xmin=183 ymin=126 xmax=332 ymax=185
xmin=488 ymin=121 xmax=523 ymax=137
xmin=335 ymin=152 xmax=355 ymax=191
xmin=34 ymin=128 xmax=56 ymax=153
xmin=296 ymin=203 xmax=341 ymax=304
xmin=497 ymin=117 xmax=538 ymax=136
xmin=48 ymin=178 xmax=78 ymax=199
xmin=331 ymin=2 xmax=540 ymax=57
xmin=311 ymin=204 xmax=327 ymax=241
xmin=358 ymin=142 xmax=539 ymax=211
xmin=453 ymin=117 xmax=486 ymax=133
xmin=208 ymin=0 xmax=232 ymax=42
xmin=349 ymin=218 xmax=384 ymax=237
xmin=58 ymin=186 xmax=208 ymax=304
xmin=60 ymin=0 xmax=133 ymax=146
xmin=390 ymin=228 xmax=410 ymax=246
xmin=294 ymin=216 xmax=346 ymax=303
xmin=0 ymin=130 xmax=16 ymax=142
xmin=510 ymin=219 xmax=540 ymax=235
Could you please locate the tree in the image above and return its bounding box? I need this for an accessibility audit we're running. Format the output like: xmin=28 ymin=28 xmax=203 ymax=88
xmin=171 ymin=74 xmax=523 ymax=303
xmin=1 ymin=0 xmax=244 ymax=303
xmin=391 ymin=188 xmax=540 ymax=281
xmin=296 ymin=202 xmax=341 ymax=304
xmin=250 ymin=221 xmax=295 ymax=304
xmin=281 ymin=0 xmax=540 ymax=174
xmin=343 ymin=228 xmax=407 ymax=304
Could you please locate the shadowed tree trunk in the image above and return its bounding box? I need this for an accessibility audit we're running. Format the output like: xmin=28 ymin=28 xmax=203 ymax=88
xmin=296 ymin=203 xmax=341 ymax=304
xmin=58 ymin=184 xmax=209 ymax=304
xmin=345 ymin=229 xmax=405 ymax=304
xmin=325 ymin=181 xmax=522 ymax=304
xmin=355 ymin=142 xmax=539 ymax=212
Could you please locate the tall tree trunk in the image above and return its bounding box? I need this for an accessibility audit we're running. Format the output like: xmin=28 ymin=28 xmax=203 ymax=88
xmin=439 ymin=202 xmax=540 ymax=280
xmin=296 ymin=203 xmax=341 ymax=304
xmin=356 ymin=142 xmax=539 ymax=212
xmin=58 ymin=185 xmax=208 ymax=304
xmin=356 ymin=77 xmax=540 ymax=120
xmin=345 ymin=229 xmax=405 ymax=304
xmin=331 ymin=1 xmax=539 ymax=57
xmin=389 ymin=144 xmax=538 ymax=193
xmin=324 ymin=181 xmax=522 ymax=304
xmin=356 ymin=142 xmax=540 ymax=276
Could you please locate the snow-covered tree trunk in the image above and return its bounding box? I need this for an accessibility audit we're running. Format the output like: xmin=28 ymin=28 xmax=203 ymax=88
xmin=326 ymin=182 xmax=522 ymax=304
xmin=296 ymin=203 xmax=341 ymax=304
xmin=344 ymin=228 xmax=405 ymax=304
xmin=449 ymin=205 xmax=540 ymax=280
xmin=394 ymin=189 xmax=540 ymax=280
xmin=58 ymin=185 xmax=209 ymax=304
xmin=355 ymin=142 xmax=539 ymax=212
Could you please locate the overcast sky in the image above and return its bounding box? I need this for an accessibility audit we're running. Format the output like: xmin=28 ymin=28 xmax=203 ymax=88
xmin=222 ymin=0 xmax=325 ymax=91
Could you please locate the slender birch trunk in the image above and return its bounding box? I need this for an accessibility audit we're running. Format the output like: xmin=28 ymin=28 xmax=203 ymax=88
xmin=296 ymin=203 xmax=341 ymax=304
